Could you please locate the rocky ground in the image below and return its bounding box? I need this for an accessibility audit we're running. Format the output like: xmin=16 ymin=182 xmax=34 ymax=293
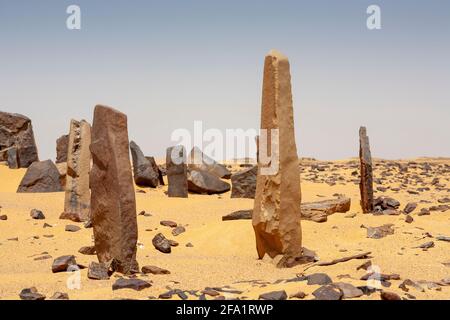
xmin=0 ymin=158 xmax=449 ymax=300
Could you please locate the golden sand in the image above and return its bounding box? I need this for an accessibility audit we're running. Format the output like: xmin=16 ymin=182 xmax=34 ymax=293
xmin=0 ymin=159 xmax=448 ymax=300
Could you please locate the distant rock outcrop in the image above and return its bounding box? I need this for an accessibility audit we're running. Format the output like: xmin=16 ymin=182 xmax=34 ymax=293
xmin=0 ymin=111 xmax=39 ymax=168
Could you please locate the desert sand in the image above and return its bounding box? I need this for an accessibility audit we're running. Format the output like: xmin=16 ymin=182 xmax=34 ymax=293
xmin=0 ymin=158 xmax=449 ymax=300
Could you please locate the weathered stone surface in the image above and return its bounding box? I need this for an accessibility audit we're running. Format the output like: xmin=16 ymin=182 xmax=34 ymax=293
xmin=60 ymin=120 xmax=91 ymax=222
xmin=49 ymin=292 xmax=69 ymax=300
xmin=56 ymin=134 xmax=69 ymax=164
xmin=188 ymin=146 xmax=231 ymax=179
xmin=7 ymin=146 xmax=19 ymax=169
xmin=0 ymin=111 xmax=39 ymax=168
xmin=141 ymin=265 xmax=170 ymax=275
xmin=130 ymin=141 xmax=159 ymax=187
xmin=55 ymin=162 xmax=67 ymax=189
xmin=90 ymin=105 xmax=139 ymax=274
xmin=301 ymin=196 xmax=351 ymax=222
xmin=112 ymin=278 xmax=152 ymax=291
xmin=87 ymin=261 xmax=110 ymax=280
xmin=78 ymin=246 xmax=96 ymax=255
xmin=172 ymin=225 xmax=186 ymax=236
xmin=231 ymin=166 xmax=257 ymax=198
xmin=166 ymin=146 xmax=188 ymax=198
xmin=152 ymin=233 xmax=171 ymax=253
xmin=52 ymin=255 xmax=77 ymax=273
xmin=305 ymin=273 xmax=332 ymax=285
xmin=333 ymin=282 xmax=364 ymax=299
xmin=359 ymin=126 xmax=374 ymax=213
xmin=65 ymin=224 xmax=81 ymax=232
xmin=258 ymin=290 xmax=287 ymax=300
xmin=146 ymin=156 xmax=165 ymax=185
xmin=362 ymin=224 xmax=395 ymax=239
xmin=187 ymin=169 xmax=231 ymax=194
xmin=17 ymin=160 xmax=63 ymax=193
xmin=19 ymin=287 xmax=46 ymax=300
xmin=253 ymin=50 xmax=302 ymax=261
xmin=312 ymin=285 xmax=343 ymax=300
xmin=380 ymin=291 xmax=401 ymax=300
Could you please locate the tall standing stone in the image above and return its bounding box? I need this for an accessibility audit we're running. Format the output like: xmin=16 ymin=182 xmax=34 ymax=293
xmin=60 ymin=120 xmax=91 ymax=222
xmin=90 ymin=105 xmax=138 ymax=274
xmin=359 ymin=126 xmax=374 ymax=213
xmin=0 ymin=111 xmax=39 ymax=167
xmin=166 ymin=146 xmax=188 ymax=198
xmin=56 ymin=134 xmax=69 ymax=164
xmin=253 ymin=50 xmax=302 ymax=262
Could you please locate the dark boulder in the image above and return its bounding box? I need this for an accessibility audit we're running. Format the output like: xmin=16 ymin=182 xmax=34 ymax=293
xmin=17 ymin=160 xmax=63 ymax=193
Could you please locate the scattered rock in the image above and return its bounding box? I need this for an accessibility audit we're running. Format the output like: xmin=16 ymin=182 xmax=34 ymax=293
xmin=380 ymin=291 xmax=401 ymax=300
xmin=160 ymin=220 xmax=177 ymax=228
xmin=362 ymin=224 xmax=395 ymax=239
xmin=290 ymin=291 xmax=307 ymax=299
xmin=30 ymin=209 xmax=45 ymax=220
xmin=78 ymin=246 xmax=96 ymax=255
xmin=65 ymin=225 xmax=81 ymax=232
xmin=152 ymin=233 xmax=171 ymax=253
xmin=141 ymin=265 xmax=170 ymax=275
xmin=87 ymin=261 xmax=110 ymax=280
xmin=405 ymin=215 xmax=414 ymax=223
xmin=49 ymin=292 xmax=69 ymax=300
xmin=52 ymin=255 xmax=78 ymax=273
xmin=172 ymin=226 xmax=186 ymax=236
xmin=112 ymin=278 xmax=151 ymax=291
xmin=0 ymin=214 xmax=7 ymax=220
xmin=301 ymin=196 xmax=351 ymax=222
xmin=19 ymin=287 xmax=46 ymax=300
xmin=258 ymin=290 xmax=287 ymax=300
xmin=305 ymin=273 xmax=332 ymax=285
xmin=403 ymin=202 xmax=417 ymax=214
xmin=312 ymin=285 xmax=343 ymax=300
xmin=436 ymin=236 xmax=450 ymax=242
xmin=333 ymin=282 xmax=364 ymax=299
xmin=416 ymin=241 xmax=434 ymax=250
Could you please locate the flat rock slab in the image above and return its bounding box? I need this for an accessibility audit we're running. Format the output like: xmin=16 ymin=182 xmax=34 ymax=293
xmin=87 ymin=261 xmax=110 ymax=280
xmin=52 ymin=255 xmax=77 ymax=273
xmin=188 ymin=147 xmax=231 ymax=179
xmin=112 ymin=278 xmax=152 ymax=291
xmin=141 ymin=265 xmax=171 ymax=275
xmin=333 ymin=282 xmax=364 ymax=299
xmin=222 ymin=210 xmax=253 ymax=221
xmin=19 ymin=287 xmax=46 ymax=300
xmin=312 ymin=285 xmax=343 ymax=300
xmin=361 ymin=224 xmax=395 ymax=239
xmin=301 ymin=196 xmax=351 ymax=222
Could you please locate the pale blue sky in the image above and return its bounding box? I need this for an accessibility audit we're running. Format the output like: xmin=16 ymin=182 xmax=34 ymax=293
xmin=0 ymin=0 xmax=449 ymax=160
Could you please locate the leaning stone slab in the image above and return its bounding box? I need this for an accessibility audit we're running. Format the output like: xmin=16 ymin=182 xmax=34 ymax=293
xmin=359 ymin=126 xmax=374 ymax=213
xmin=60 ymin=120 xmax=91 ymax=222
xmin=90 ymin=105 xmax=139 ymax=274
xmin=188 ymin=146 xmax=231 ymax=179
xmin=253 ymin=50 xmax=302 ymax=262
xmin=17 ymin=160 xmax=63 ymax=193
xmin=188 ymin=169 xmax=230 ymax=195
xmin=166 ymin=146 xmax=188 ymax=198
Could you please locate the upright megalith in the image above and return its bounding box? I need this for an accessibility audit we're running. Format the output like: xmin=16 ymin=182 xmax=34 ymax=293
xmin=130 ymin=141 xmax=159 ymax=188
xmin=359 ymin=126 xmax=374 ymax=213
xmin=56 ymin=134 xmax=69 ymax=164
xmin=90 ymin=105 xmax=138 ymax=274
xmin=0 ymin=111 xmax=39 ymax=167
xmin=60 ymin=120 xmax=91 ymax=222
xmin=166 ymin=146 xmax=188 ymax=198
xmin=252 ymin=50 xmax=302 ymax=262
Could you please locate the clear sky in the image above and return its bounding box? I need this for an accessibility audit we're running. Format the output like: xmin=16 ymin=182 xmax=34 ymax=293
xmin=1 ymin=0 xmax=449 ymax=161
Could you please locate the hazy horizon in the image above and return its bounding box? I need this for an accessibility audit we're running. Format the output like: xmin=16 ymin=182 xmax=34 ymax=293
xmin=1 ymin=0 xmax=449 ymax=161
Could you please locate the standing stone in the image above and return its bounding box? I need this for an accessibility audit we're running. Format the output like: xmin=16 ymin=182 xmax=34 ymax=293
xmin=60 ymin=120 xmax=91 ymax=222
xmin=166 ymin=146 xmax=188 ymax=198
xmin=7 ymin=146 xmax=19 ymax=169
xmin=0 ymin=111 xmax=39 ymax=167
xmin=90 ymin=105 xmax=138 ymax=274
xmin=252 ymin=50 xmax=302 ymax=262
xmin=188 ymin=147 xmax=231 ymax=179
xmin=130 ymin=141 xmax=159 ymax=187
xmin=17 ymin=160 xmax=63 ymax=193
xmin=56 ymin=134 xmax=69 ymax=164
xmin=231 ymin=166 xmax=257 ymax=198
xmin=359 ymin=126 xmax=374 ymax=213
xmin=146 ymin=156 xmax=165 ymax=185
